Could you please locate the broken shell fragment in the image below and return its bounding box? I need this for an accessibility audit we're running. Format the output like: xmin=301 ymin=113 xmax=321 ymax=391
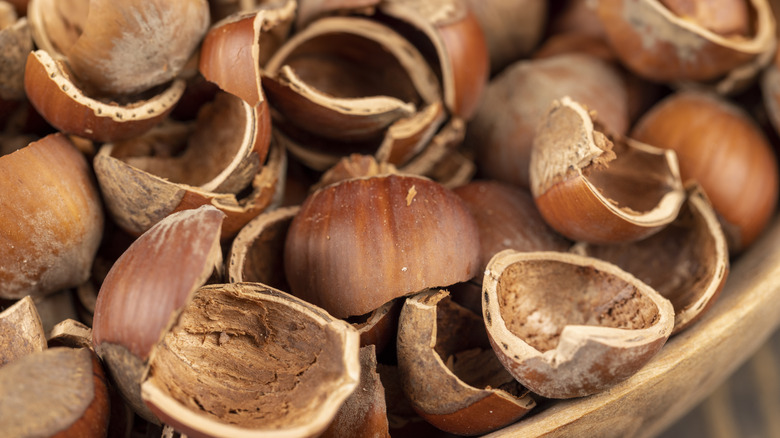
xmin=94 ymin=106 xmax=283 ymax=240
xmin=141 ymin=283 xmax=361 ymax=438
xmin=530 ymin=96 xmax=685 ymax=244
xmin=574 ymin=184 xmax=729 ymax=335
xmin=24 ymin=49 xmax=185 ymax=142
xmin=0 ymin=296 xmax=46 ymax=367
xmin=92 ymin=205 xmax=226 ymax=421
xmin=199 ymin=0 xmax=296 ymax=106
xmin=397 ymin=289 xmax=535 ymax=435
xmin=482 ymin=250 xmax=674 ymax=399
xmin=596 ymin=0 xmax=776 ymax=93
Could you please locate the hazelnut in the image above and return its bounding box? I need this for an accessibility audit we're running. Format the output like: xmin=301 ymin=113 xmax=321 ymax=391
xmin=284 ymin=172 xmax=480 ymax=318
xmin=631 ymin=90 xmax=779 ymax=252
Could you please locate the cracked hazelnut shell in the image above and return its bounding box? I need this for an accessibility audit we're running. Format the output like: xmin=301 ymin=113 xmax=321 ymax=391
xmin=397 ymin=289 xmax=535 ymax=435
xmin=482 ymin=250 xmax=675 ymax=399
xmin=530 ymin=96 xmax=685 ymax=244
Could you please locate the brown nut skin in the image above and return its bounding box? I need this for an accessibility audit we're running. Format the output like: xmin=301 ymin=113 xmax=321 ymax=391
xmin=631 ymin=90 xmax=780 ymax=252
xmin=0 ymin=347 xmax=111 ymax=438
xmin=530 ymin=97 xmax=685 ymax=244
xmin=24 ymin=50 xmax=184 ymax=142
xmin=596 ymin=0 xmax=776 ymax=89
xmin=482 ymin=250 xmax=675 ymax=399
xmin=0 ymin=133 xmax=103 ymax=299
xmin=92 ymin=205 xmax=225 ymax=422
xmin=284 ymin=173 xmax=481 ymax=318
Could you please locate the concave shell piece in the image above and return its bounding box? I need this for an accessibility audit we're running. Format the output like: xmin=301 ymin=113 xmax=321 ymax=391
xmin=0 ymin=133 xmax=103 ymax=299
xmin=24 ymin=50 xmax=184 ymax=142
xmin=574 ymin=184 xmax=729 ymax=335
xmin=482 ymin=250 xmax=674 ymax=399
xmin=92 ymin=205 xmax=225 ymax=421
xmin=379 ymin=0 xmax=489 ymax=120
xmin=596 ymin=0 xmax=776 ymax=92
xmin=284 ymin=173 xmax=480 ymax=318
xmin=94 ymin=123 xmax=284 ymax=240
xmin=530 ymin=96 xmax=685 ymax=244
xmin=141 ymin=282 xmax=360 ymax=438
xmin=397 ymin=289 xmax=535 ymax=435
xmin=263 ymin=15 xmax=442 ymax=149
xmin=0 ymin=296 xmax=46 ymax=367
xmin=199 ymin=0 xmax=296 ymax=106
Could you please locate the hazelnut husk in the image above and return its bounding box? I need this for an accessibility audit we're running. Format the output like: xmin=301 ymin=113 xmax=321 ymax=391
xmin=141 ymin=283 xmax=361 ymax=438
xmin=482 ymin=250 xmax=675 ymax=399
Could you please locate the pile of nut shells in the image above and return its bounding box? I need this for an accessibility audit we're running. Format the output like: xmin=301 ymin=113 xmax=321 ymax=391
xmin=1 ymin=0 xmax=779 ymax=437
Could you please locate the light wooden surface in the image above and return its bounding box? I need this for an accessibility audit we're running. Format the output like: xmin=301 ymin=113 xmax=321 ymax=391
xmin=486 ymin=213 xmax=780 ymax=438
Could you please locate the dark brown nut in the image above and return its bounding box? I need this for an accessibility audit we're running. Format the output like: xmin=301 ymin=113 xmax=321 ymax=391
xmin=453 ymin=180 xmax=571 ymax=273
xmin=597 ymin=0 xmax=776 ymax=93
xmin=284 ymin=173 xmax=480 ymax=318
xmin=93 ymin=105 xmax=284 ymax=240
xmin=141 ymin=283 xmax=361 ymax=438
xmin=397 ymin=289 xmax=535 ymax=435
xmin=228 ymin=204 xmax=401 ymax=352
xmin=530 ymin=97 xmax=685 ymax=244
xmin=0 ymin=347 xmax=111 ymax=438
xmin=482 ymin=250 xmax=675 ymax=399
xmin=467 ymin=53 xmax=629 ymax=189
xmin=0 ymin=133 xmax=103 ymax=299
xmin=631 ymin=90 xmax=779 ymax=252
xmin=573 ymin=184 xmax=729 ymax=335
xmin=0 ymin=296 xmax=46 ymax=367
xmin=92 ymin=205 xmax=226 ymax=421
